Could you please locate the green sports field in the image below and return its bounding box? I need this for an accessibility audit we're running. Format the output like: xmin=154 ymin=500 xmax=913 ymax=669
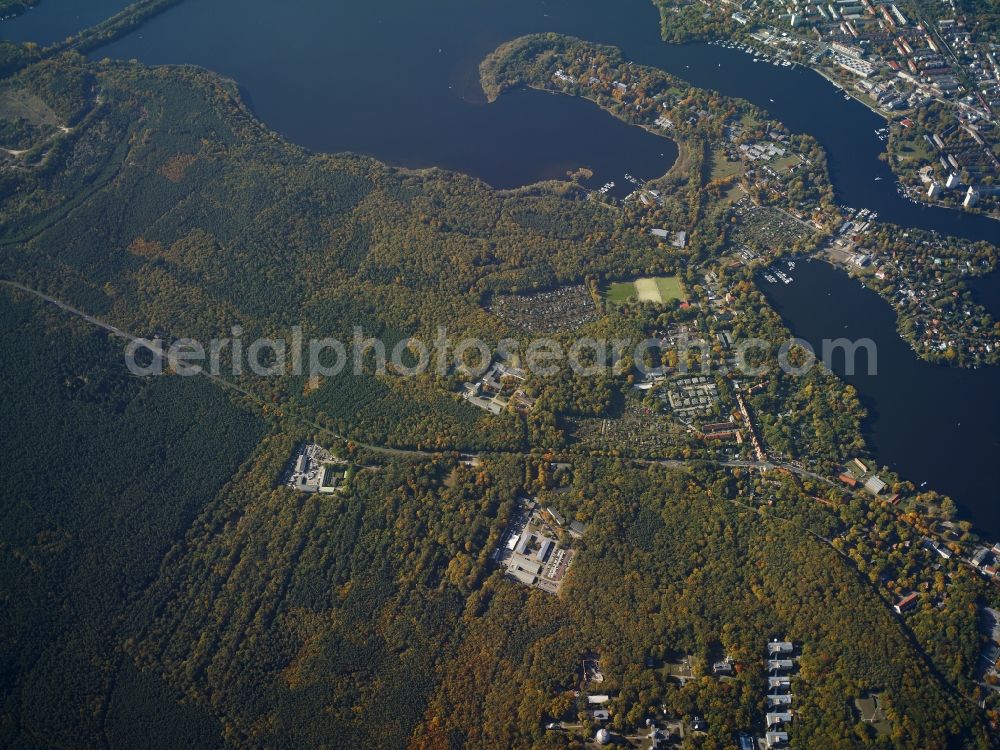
xmin=605 ymin=276 xmax=685 ymax=305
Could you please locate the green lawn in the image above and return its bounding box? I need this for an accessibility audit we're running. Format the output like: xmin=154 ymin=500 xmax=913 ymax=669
xmin=772 ymin=153 xmax=800 ymax=172
xmin=606 ymin=280 xmax=637 ymax=305
xmin=709 ymin=147 xmax=742 ymax=181
xmin=605 ymin=276 xmax=685 ymax=306
xmin=895 ymin=135 xmax=933 ymax=165
xmin=720 ymin=183 xmax=744 ymax=206
xmin=654 ymin=275 xmax=685 ymax=302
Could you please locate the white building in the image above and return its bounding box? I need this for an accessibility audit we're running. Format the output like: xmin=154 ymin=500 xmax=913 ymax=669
xmin=834 ymin=53 xmax=877 ymax=77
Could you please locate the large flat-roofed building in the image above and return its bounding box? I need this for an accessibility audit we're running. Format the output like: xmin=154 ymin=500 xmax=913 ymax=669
xmin=494 ymin=497 xmax=577 ymax=594
xmin=835 ymin=54 xmax=877 ymax=77
xmin=509 ymin=554 xmax=543 ymax=576
xmin=286 ymin=443 xmax=346 ymax=494
xmin=507 ymin=567 xmax=537 ymax=586
xmin=832 ymin=41 xmax=863 ymax=58
xmin=864 ymin=475 xmax=887 ymax=494
xmin=537 ymin=538 xmax=554 ymax=562
xmin=319 ymin=465 xmax=341 ymax=494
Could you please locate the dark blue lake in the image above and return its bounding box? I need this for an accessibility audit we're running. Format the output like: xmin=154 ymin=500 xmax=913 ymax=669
xmin=762 ymin=261 xmax=1000 ymax=535
xmin=0 ymin=0 xmax=135 ymax=46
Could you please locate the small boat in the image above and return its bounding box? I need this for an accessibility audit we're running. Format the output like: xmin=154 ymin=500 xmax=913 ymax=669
xmin=874 ymin=176 xmax=882 ymax=181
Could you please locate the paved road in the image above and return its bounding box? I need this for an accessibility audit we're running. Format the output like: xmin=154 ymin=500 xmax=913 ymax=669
xmin=2 ymin=279 xmax=136 ymax=337
xmin=0 ymin=279 xmax=434 ymax=459
xmin=0 ymin=278 xmax=841 ymax=483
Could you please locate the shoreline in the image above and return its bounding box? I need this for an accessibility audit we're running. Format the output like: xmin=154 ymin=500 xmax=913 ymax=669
xmin=723 ymin=35 xmax=1000 ymax=224
xmin=521 ymin=82 xmax=686 ymax=184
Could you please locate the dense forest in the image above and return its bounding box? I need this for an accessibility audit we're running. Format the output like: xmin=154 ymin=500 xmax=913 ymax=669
xmin=0 ymin=288 xmax=265 ymax=748
xmin=0 ymin=319 xmax=989 ymax=749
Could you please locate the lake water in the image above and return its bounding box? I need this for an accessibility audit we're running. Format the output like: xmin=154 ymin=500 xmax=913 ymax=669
xmin=970 ymin=271 xmax=1000 ymax=319
xmin=0 ymin=0 xmax=136 ymax=46
xmin=3 ymin=0 xmax=999 ymax=533
xmin=4 ymin=0 xmax=998 ymax=238
xmin=87 ymin=0 xmax=682 ymax=198
xmin=762 ymin=261 xmax=1000 ymax=535
xmin=65 ymin=0 xmax=997 ymax=243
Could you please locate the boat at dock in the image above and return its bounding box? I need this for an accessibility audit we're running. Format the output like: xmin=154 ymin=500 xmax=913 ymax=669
xmin=772 ymin=268 xmax=793 ymax=284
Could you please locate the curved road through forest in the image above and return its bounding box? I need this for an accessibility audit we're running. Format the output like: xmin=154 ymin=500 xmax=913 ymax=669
xmin=0 ymin=278 xmax=848 ymax=483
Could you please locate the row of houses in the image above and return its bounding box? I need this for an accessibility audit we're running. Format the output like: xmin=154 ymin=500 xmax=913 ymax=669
xmin=763 ymin=641 xmax=796 ymax=749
